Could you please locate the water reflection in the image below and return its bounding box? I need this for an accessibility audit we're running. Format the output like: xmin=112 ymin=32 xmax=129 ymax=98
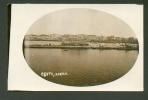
xmin=24 ymin=48 xmax=138 ymax=86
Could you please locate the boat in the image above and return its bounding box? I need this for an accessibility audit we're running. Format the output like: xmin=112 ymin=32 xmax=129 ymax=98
xmin=63 ymin=49 xmax=68 ymax=51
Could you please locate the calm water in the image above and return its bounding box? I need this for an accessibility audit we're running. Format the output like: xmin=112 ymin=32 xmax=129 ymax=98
xmin=24 ymin=48 xmax=138 ymax=86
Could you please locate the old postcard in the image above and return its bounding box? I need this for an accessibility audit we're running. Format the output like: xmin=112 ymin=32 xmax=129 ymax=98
xmin=8 ymin=4 xmax=143 ymax=91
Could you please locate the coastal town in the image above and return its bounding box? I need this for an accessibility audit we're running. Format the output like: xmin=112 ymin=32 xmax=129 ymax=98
xmin=24 ymin=34 xmax=139 ymax=50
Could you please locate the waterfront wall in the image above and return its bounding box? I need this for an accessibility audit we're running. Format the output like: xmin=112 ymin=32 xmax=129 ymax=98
xmin=24 ymin=41 xmax=138 ymax=50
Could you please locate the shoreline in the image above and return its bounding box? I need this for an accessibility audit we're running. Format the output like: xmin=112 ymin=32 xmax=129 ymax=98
xmin=24 ymin=45 xmax=138 ymax=50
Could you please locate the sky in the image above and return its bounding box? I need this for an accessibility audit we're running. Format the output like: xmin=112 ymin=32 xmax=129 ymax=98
xmin=27 ymin=8 xmax=136 ymax=37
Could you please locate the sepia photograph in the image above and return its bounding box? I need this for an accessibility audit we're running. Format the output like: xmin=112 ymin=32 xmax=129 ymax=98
xmin=8 ymin=4 xmax=143 ymax=91
xmin=23 ymin=8 xmax=138 ymax=86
